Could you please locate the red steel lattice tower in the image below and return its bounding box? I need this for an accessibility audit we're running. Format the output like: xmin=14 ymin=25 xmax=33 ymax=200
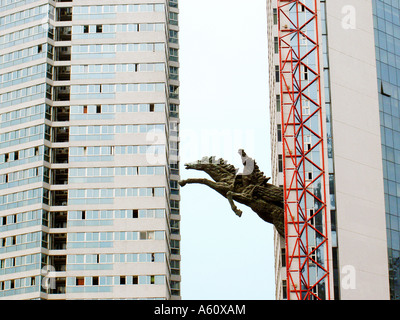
xmin=277 ymin=0 xmax=332 ymax=300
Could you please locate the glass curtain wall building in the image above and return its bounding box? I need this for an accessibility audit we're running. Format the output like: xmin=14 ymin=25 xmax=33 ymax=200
xmin=373 ymin=0 xmax=400 ymax=299
xmin=268 ymin=0 xmax=391 ymax=300
xmin=0 ymin=0 xmax=181 ymax=300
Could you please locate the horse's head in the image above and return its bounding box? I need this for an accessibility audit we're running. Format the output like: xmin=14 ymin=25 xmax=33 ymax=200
xmin=184 ymin=156 xmax=227 ymax=170
xmin=183 ymin=156 xmax=237 ymax=183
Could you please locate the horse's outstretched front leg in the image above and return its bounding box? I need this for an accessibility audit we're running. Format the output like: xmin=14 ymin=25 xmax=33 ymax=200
xmin=227 ymin=191 xmax=243 ymax=217
xmin=179 ymin=178 xmax=215 ymax=188
xmin=179 ymin=179 xmax=230 ymax=198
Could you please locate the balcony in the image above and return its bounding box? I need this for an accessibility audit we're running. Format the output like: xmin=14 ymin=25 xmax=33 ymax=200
xmin=52 ymin=169 xmax=68 ymax=185
xmin=52 ymin=148 xmax=69 ymax=164
xmin=48 ymin=255 xmax=67 ymax=271
xmin=48 ymin=278 xmax=66 ymax=295
xmin=48 ymin=232 xmax=67 ymax=250
xmin=53 ymin=106 xmax=70 ymax=122
xmin=53 ymin=212 xmax=67 ymax=229
xmin=54 ymin=86 xmax=70 ymax=101
xmin=169 ymin=85 xmax=179 ymax=99
xmin=55 ymin=47 xmax=71 ymax=61
xmin=51 ymin=190 xmax=68 ymax=207
xmin=55 ymin=27 xmax=71 ymax=42
xmin=56 ymin=7 xmax=72 ymax=21
xmin=52 ymin=126 xmax=69 ymax=143
xmin=54 ymin=66 xmax=71 ymax=81
xmin=42 ymin=277 xmax=66 ymax=295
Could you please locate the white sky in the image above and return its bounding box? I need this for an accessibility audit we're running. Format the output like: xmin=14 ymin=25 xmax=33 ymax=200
xmin=178 ymin=0 xmax=275 ymax=299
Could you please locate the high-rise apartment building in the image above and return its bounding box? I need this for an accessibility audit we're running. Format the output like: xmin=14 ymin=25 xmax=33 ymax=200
xmin=0 ymin=0 xmax=181 ymax=299
xmin=268 ymin=0 xmax=398 ymax=300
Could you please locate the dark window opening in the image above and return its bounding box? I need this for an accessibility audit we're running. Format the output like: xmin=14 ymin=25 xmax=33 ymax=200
xmin=93 ymin=277 xmax=99 ymax=286
xmin=76 ymin=277 xmax=84 ymax=286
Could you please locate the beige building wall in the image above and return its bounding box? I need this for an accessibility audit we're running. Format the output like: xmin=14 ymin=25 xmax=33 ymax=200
xmin=325 ymin=0 xmax=389 ymax=299
xmin=266 ymin=0 xmax=286 ymax=300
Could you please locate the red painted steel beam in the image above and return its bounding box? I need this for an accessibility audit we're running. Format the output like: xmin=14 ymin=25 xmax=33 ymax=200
xmin=277 ymin=0 xmax=331 ymax=300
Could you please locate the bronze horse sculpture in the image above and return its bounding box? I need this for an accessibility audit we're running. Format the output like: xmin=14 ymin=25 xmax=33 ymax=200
xmin=179 ymin=149 xmax=285 ymax=237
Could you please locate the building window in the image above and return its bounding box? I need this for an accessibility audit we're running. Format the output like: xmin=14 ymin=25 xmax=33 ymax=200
xmin=275 ymin=65 xmax=280 ymax=82
xmin=276 ymin=94 xmax=281 ymax=112
xmin=302 ymin=102 xmax=310 ymax=116
xmin=281 ymin=248 xmax=286 ymax=267
xmin=273 ymin=8 xmax=278 ymax=25
xmin=309 ymin=209 xmax=315 ymax=226
xmin=76 ymin=277 xmax=84 ymax=286
xmin=282 ymin=280 xmax=287 ymax=299
xmin=278 ymin=154 xmax=283 ymax=173
xmin=277 ymin=124 xmax=282 ymax=142
xmin=302 ymin=65 xmax=309 ymax=81
xmin=310 ymin=247 xmax=317 ymax=263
